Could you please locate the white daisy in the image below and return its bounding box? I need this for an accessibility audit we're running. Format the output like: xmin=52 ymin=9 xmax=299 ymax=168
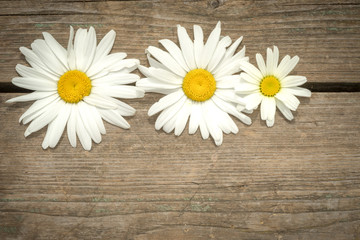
xmin=235 ymin=46 xmax=311 ymax=127
xmin=136 ymin=22 xmax=251 ymax=146
xmin=7 ymin=26 xmax=144 ymax=150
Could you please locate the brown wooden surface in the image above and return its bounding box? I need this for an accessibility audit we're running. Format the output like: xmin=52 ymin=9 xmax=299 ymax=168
xmin=1 ymin=0 xmax=360 ymax=239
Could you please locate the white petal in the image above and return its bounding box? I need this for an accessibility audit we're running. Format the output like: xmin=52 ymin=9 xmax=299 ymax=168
xmin=12 ymin=77 xmax=57 ymax=91
xmin=277 ymin=56 xmax=299 ymax=80
xmin=155 ymin=95 xmax=187 ymax=130
xmin=239 ymin=61 xmax=263 ymax=81
xmin=215 ymin=89 xmax=246 ymax=105
xmin=212 ymin=95 xmax=251 ymax=125
xmin=276 ymin=99 xmax=294 ymax=121
xmin=67 ymin=26 xmax=76 ymax=70
xmin=93 ymin=29 xmax=116 ymax=63
xmin=83 ymin=27 xmax=97 ymax=72
xmin=188 ymin=102 xmax=201 ymax=134
xmin=209 ymin=102 xmax=238 ymax=135
xmin=15 ymin=64 xmax=55 ymax=82
xmin=256 ymin=53 xmax=267 ymax=76
xmin=239 ymin=72 xmax=261 ymax=85
xmin=148 ymin=90 xmax=184 ymax=116
xmin=199 ymin=103 xmax=209 ymax=140
xmin=147 ymin=67 xmax=183 ymax=85
xmin=19 ymin=94 xmax=59 ymax=123
xmin=88 ymin=105 xmax=106 ymax=134
xmin=24 ymin=100 xmax=62 ymax=137
xmin=76 ymin=108 xmax=92 ymax=151
xmin=146 ymin=54 xmax=169 ymax=71
xmin=223 ymin=36 xmax=243 ymax=60
xmin=243 ymin=92 xmax=263 ymax=110
xmin=275 ymin=55 xmax=290 ymax=76
xmin=67 ymin=104 xmax=77 ymax=147
xmin=86 ymin=52 xmax=127 ymax=77
xmin=235 ymin=82 xmax=259 ymax=94
xmin=20 ymin=47 xmax=58 ymax=80
xmin=99 ymin=109 xmax=130 ymax=129
xmin=207 ymin=36 xmax=232 ymax=72
xmin=41 ymin=123 xmax=51 ymax=150
xmin=193 ymin=25 xmax=204 ymax=69
xmin=159 ymin=39 xmax=190 ymax=72
xmin=281 ymin=75 xmax=307 ymax=88
xmin=136 ymin=77 xmax=180 ymax=94
xmin=199 ymin=21 xmax=221 ymax=69
xmin=177 ymin=25 xmax=196 ymax=70
xmin=138 ymin=65 xmax=151 ymax=78
xmin=147 ymin=46 xmax=187 ymax=77
xmin=266 ymin=97 xmax=276 ymax=121
xmin=174 ymin=99 xmax=191 ymax=136
xmin=48 ymin=103 xmax=71 ymax=148
xmin=83 ymin=93 xmax=118 ymax=109
xmin=74 ymin=28 xmax=88 ymax=71
xmin=273 ymin=46 xmax=279 ymax=71
xmin=214 ymin=46 xmax=246 ymax=76
xmin=213 ymin=59 xmax=241 ymax=79
xmin=92 ymin=73 xmax=140 ymax=86
xmin=78 ymin=102 xmax=101 ymax=143
xmin=275 ymin=90 xmax=300 ymax=111
xmin=31 ymin=39 xmax=66 ymax=75
xmin=260 ymin=98 xmax=268 ymax=121
xmin=266 ymin=47 xmax=274 ymax=75
xmin=285 ymin=87 xmax=311 ymax=97
xmin=266 ymin=118 xmax=275 ymax=127
xmin=162 ymin=114 xmax=177 ymax=133
xmin=216 ymin=75 xmax=241 ymax=89
xmin=107 ymin=98 xmax=136 ymax=116
xmin=43 ymin=31 xmax=68 ymax=70
xmin=6 ymin=91 xmax=54 ymax=103
xmin=92 ymin=85 xmax=144 ymax=99
xmin=203 ymin=101 xmax=223 ymax=146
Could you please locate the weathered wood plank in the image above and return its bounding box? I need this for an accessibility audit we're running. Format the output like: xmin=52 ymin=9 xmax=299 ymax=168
xmin=0 ymin=0 xmax=359 ymax=85
xmin=1 ymin=92 xmax=359 ymax=239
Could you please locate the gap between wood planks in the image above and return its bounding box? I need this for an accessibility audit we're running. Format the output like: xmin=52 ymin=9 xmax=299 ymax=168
xmin=0 ymin=82 xmax=359 ymax=93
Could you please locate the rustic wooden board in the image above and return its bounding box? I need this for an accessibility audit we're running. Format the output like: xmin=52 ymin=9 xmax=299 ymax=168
xmin=1 ymin=0 xmax=360 ymax=239
xmin=0 ymin=0 xmax=360 ymax=85
xmin=1 ymin=92 xmax=360 ymax=239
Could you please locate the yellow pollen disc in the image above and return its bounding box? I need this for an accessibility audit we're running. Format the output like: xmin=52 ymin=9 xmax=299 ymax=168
xmin=182 ymin=69 xmax=216 ymax=102
xmin=57 ymin=70 xmax=92 ymax=103
xmin=260 ymin=75 xmax=281 ymax=97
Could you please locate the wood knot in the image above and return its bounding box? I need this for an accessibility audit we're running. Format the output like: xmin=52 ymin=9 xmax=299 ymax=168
xmin=209 ymin=0 xmax=226 ymax=9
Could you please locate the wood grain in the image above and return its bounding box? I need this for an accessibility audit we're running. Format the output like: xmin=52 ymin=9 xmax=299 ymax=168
xmin=1 ymin=92 xmax=360 ymax=239
xmin=0 ymin=0 xmax=359 ymax=85
xmin=1 ymin=0 xmax=360 ymax=239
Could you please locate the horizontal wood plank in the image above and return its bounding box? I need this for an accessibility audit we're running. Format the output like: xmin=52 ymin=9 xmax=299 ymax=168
xmin=0 ymin=0 xmax=359 ymax=85
xmin=1 ymin=92 xmax=360 ymax=239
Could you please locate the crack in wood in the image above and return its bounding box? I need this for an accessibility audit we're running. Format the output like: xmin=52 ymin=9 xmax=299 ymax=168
xmin=1 ymin=82 xmax=359 ymax=93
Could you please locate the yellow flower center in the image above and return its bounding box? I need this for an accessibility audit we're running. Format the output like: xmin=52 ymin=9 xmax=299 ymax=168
xmin=182 ymin=69 xmax=216 ymax=102
xmin=260 ymin=75 xmax=281 ymax=97
xmin=57 ymin=70 xmax=92 ymax=103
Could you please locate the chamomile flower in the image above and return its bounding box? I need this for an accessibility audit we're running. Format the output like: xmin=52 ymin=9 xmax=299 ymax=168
xmin=235 ymin=46 xmax=311 ymax=127
xmin=137 ymin=22 xmax=251 ymax=146
xmin=7 ymin=26 xmax=144 ymax=150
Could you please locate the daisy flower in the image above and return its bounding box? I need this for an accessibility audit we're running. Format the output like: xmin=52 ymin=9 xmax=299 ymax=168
xmin=236 ymin=46 xmax=311 ymax=127
xmin=137 ymin=22 xmax=251 ymax=146
xmin=7 ymin=26 xmax=144 ymax=150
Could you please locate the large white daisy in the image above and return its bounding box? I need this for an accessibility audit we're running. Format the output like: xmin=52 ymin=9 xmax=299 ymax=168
xmin=7 ymin=26 xmax=144 ymax=150
xmin=136 ymin=22 xmax=251 ymax=146
xmin=236 ymin=46 xmax=311 ymax=127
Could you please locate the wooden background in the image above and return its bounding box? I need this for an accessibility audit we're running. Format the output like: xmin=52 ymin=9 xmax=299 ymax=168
xmin=1 ymin=0 xmax=360 ymax=239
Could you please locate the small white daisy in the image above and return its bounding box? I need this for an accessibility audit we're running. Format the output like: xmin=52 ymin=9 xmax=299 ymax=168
xmin=7 ymin=26 xmax=144 ymax=150
xmin=137 ymin=22 xmax=251 ymax=146
xmin=236 ymin=46 xmax=311 ymax=127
